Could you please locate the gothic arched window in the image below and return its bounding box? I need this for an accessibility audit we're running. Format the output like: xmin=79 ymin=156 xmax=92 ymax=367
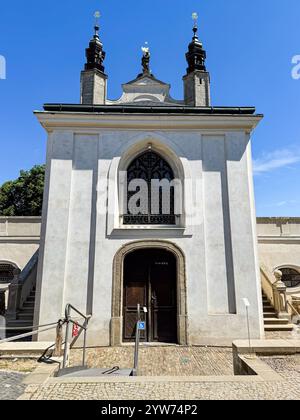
xmin=123 ymin=150 xmax=176 ymax=225
xmin=280 ymin=268 xmax=300 ymax=288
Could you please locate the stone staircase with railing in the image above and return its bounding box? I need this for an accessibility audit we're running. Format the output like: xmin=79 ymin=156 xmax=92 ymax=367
xmin=261 ymin=265 xmax=294 ymax=332
xmin=262 ymin=292 xmax=293 ymax=331
xmin=5 ymin=287 xmax=36 ymax=339
xmin=5 ymin=251 xmax=38 ymax=341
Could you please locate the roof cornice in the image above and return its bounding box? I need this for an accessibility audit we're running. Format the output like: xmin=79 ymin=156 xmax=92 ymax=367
xmin=35 ymin=109 xmax=263 ymax=132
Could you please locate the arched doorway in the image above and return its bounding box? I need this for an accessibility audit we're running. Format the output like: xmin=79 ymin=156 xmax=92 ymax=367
xmin=123 ymin=248 xmax=177 ymax=343
xmin=111 ymin=240 xmax=188 ymax=346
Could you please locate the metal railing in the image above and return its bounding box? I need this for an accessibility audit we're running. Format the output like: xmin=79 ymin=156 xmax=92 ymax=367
xmin=0 ymin=322 xmax=58 ymax=344
xmin=62 ymin=304 xmax=91 ymax=369
xmin=287 ymin=300 xmax=300 ymax=318
xmin=0 ymin=303 xmax=91 ymax=372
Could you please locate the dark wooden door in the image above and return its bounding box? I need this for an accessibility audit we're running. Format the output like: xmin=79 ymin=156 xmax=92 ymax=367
xmin=123 ymin=251 xmax=148 ymax=341
xmin=150 ymin=253 xmax=177 ymax=342
xmin=123 ymin=249 xmax=177 ymax=343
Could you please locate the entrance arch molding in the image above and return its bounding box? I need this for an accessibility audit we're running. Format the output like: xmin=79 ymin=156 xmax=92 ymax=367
xmin=111 ymin=240 xmax=188 ymax=346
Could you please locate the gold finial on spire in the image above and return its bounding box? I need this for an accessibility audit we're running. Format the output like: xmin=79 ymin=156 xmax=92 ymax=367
xmin=94 ymin=11 xmax=101 ymax=36
xmin=192 ymin=12 xmax=199 ymax=28
xmin=94 ymin=11 xmax=101 ymax=25
xmin=192 ymin=12 xmax=199 ymax=38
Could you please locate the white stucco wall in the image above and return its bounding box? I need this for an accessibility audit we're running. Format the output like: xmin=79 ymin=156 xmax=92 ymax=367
xmin=257 ymin=218 xmax=300 ymax=296
xmin=33 ymin=112 xmax=264 ymax=346
xmin=2 ymin=205 xmax=299 ymax=346
xmin=0 ymin=217 xmax=40 ymax=269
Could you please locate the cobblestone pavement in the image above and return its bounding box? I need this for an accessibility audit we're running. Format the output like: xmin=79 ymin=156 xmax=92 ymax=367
xmin=70 ymin=346 xmax=234 ymax=376
xmin=23 ymin=372 xmax=300 ymax=401
xmin=0 ymin=359 xmax=37 ymax=373
xmin=0 ymin=371 xmax=28 ymax=400
xmin=262 ymin=354 xmax=300 ymax=381
xmin=265 ymin=324 xmax=300 ymax=340
xmin=20 ymin=352 xmax=300 ymax=400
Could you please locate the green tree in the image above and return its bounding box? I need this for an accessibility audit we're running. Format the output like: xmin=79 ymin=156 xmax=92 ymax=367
xmin=0 ymin=165 xmax=45 ymax=216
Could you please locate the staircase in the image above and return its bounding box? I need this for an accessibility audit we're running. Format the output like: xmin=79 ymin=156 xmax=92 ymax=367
xmin=4 ymin=250 xmax=39 ymax=341
xmin=262 ymin=292 xmax=293 ymax=332
xmin=6 ymin=287 xmax=36 ymax=341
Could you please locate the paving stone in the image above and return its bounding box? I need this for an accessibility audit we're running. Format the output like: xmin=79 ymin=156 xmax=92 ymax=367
xmin=0 ymin=371 xmax=27 ymax=400
xmin=265 ymin=325 xmax=300 ymax=341
xmin=70 ymin=346 xmax=234 ymax=377
xmin=2 ymin=342 xmax=300 ymax=400
xmin=18 ymin=351 xmax=300 ymax=400
xmin=21 ymin=376 xmax=300 ymax=400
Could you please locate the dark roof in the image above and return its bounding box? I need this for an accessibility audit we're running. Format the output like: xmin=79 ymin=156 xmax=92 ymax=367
xmin=43 ymin=104 xmax=259 ymax=115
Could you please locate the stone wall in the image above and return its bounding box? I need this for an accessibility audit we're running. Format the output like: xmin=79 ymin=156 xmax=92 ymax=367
xmin=1 ymin=216 xmax=299 ymax=295
xmin=0 ymin=217 xmax=40 ymax=270
xmin=32 ymin=114 xmax=264 ymax=346
xmin=257 ymin=217 xmax=300 ymax=298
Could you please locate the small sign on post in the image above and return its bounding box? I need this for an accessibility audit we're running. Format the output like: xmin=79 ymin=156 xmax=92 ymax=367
xmin=72 ymin=322 xmax=80 ymax=338
xmin=138 ymin=321 xmax=146 ymax=331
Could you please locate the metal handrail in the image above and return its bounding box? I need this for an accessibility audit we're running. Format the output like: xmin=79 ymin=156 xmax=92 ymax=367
xmin=287 ymin=300 xmax=300 ymax=317
xmin=0 ymin=323 xmax=58 ymax=344
xmin=0 ymin=304 xmax=91 ymax=371
xmin=62 ymin=304 xmax=91 ymax=370
xmin=0 ymin=321 xmax=58 ymax=331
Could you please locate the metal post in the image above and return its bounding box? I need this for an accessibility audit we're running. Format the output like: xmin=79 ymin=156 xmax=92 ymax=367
xmin=82 ymin=326 xmax=87 ymax=367
xmin=246 ymin=306 xmax=252 ymax=354
xmin=133 ymin=303 xmax=141 ymax=376
xmin=63 ymin=307 xmax=71 ymax=369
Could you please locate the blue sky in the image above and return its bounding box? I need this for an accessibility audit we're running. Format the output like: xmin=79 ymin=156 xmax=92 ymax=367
xmin=0 ymin=0 xmax=299 ymax=216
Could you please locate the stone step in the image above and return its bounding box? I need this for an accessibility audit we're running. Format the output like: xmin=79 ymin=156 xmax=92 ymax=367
xmin=4 ymin=320 xmax=34 ymax=341
xmin=6 ymin=320 xmax=33 ymax=328
xmin=264 ymin=324 xmax=294 ymax=332
xmin=5 ymin=331 xmax=33 ymax=342
xmin=264 ymin=318 xmax=290 ymax=325
xmin=20 ymin=307 xmax=34 ymax=314
xmin=263 ymin=312 xmax=277 ymax=318
xmin=17 ymin=313 xmax=34 ymax=321
xmin=22 ymin=303 xmax=35 ymax=310
xmin=263 ymin=305 xmax=274 ymax=311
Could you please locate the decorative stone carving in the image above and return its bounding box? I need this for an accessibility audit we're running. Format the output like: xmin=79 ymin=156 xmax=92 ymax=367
xmin=272 ymin=270 xmax=290 ymax=320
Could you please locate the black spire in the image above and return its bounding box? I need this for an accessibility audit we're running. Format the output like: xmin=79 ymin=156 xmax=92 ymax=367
xmin=84 ymin=12 xmax=106 ymax=73
xmin=186 ymin=13 xmax=207 ymax=74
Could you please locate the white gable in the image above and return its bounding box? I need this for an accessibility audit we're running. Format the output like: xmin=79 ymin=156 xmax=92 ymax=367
xmin=107 ymin=75 xmax=183 ymax=106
